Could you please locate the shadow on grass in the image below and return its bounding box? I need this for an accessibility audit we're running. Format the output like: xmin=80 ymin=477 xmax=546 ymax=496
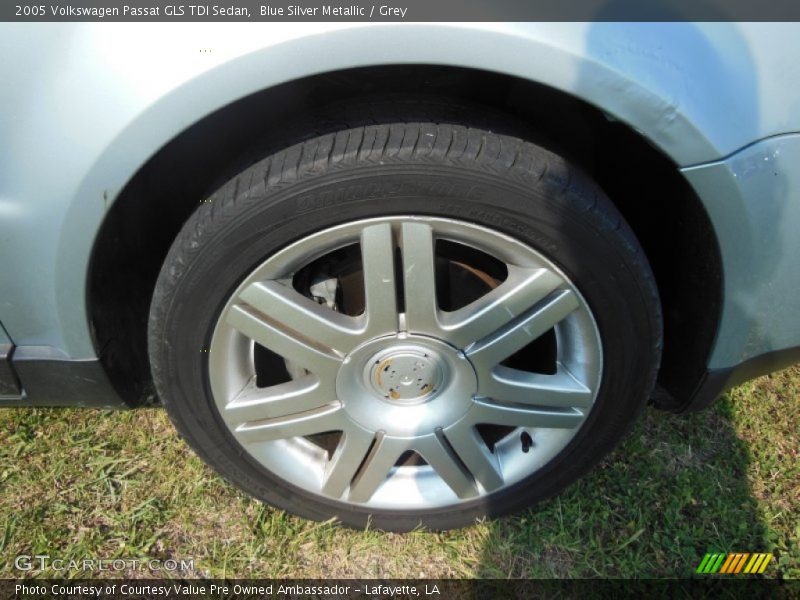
xmin=477 ymin=395 xmax=768 ymax=578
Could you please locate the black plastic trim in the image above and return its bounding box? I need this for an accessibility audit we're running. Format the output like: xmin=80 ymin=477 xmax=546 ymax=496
xmin=0 ymin=321 xmax=22 ymax=400
xmin=5 ymin=346 xmax=128 ymax=409
xmin=680 ymin=346 xmax=800 ymax=413
xmin=0 ymin=342 xmax=22 ymax=400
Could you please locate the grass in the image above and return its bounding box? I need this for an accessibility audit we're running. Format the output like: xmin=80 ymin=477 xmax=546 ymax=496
xmin=0 ymin=366 xmax=797 ymax=579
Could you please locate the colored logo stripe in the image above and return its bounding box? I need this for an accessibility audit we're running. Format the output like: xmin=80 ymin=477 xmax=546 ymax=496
xmin=746 ymin=553 xmax=773 ymax=574
xmin=697 ymin=552 xmax=773 ymax=574
xmin=696 ymin=553 xmax=726 ymax=574
xmin=719 ymin=553 xmax=736 ymax=573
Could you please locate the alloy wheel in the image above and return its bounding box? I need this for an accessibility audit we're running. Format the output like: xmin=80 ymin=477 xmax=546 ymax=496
xmin=208 ymin=216 xmax=602 ymax=510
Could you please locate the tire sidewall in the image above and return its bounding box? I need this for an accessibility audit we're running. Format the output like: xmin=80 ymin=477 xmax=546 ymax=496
xmin=150 ymin=148 xmax=660 ymax=531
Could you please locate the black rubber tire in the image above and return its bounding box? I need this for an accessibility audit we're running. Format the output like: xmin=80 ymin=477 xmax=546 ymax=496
xmin=148 ymin=123 xmax=662 ymax=531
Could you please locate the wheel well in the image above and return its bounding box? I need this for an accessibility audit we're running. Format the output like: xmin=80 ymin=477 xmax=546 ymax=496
xmin=87 ymin=65 xmax=722 ymax=410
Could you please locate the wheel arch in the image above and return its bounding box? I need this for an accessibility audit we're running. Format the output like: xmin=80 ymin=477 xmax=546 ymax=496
xmin=85 ymin=64 xmax=723 ymax=410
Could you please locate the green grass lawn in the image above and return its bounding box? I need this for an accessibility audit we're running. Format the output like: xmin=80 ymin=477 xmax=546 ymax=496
xmin=0 ymin=367 xmax=797 ymax=579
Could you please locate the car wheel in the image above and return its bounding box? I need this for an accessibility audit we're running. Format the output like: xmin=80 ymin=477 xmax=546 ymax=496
xmin=148 ymin=123 xmax=662 ymax=531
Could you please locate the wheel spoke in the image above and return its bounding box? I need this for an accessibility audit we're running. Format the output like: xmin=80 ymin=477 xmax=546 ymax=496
xmin=478 ymin=365 xmax=593 ymax=409
xmin=440 ymin=266 xmax=564 ymax=349
xmin=442 ymin=422 xmax=504 ymax=492
xmin=360 ymin=223 xmax=399 ymax=336
xmin=320 ymin=426 xmax=376 ymax=499
xmin=466 ymin=289 xmax=579 ymax=371
xmin=226 ymin=304 xmax=341 ymax=379
xmin=469 ymin=398 xmax=585 ymax=429
xmin=231 ymin=403 xmax=345 ymax=444
xmin=238 ymin=280 xmax=364 ymax=355
xmin=400 ymin=222 xmax=439 ymax=334
xmin=221 ymin=376 xmax=334 ymax=427
xmin=348 ymin=432 xmax=400 ymax=503
xmin=416 ymin=432 xmax=479 ymax=499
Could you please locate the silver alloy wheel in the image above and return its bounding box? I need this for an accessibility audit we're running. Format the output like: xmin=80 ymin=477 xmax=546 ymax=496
xmin=208 ymin=216 xmax=602 ymax=510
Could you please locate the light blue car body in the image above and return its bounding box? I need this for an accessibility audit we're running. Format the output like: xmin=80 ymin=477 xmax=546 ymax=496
xmin=0 ymin=22 xmax=798 ymax=405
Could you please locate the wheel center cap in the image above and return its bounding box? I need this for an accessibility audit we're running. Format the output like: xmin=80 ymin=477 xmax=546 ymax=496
xmin=336 ymin=334 xmax=478 ymax=437
xmin=368 ymin=348 xmax=444 ymax=404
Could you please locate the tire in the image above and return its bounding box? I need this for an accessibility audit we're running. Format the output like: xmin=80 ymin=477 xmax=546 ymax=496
xmin=148 ymin=123 xmax=662 ymax=531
